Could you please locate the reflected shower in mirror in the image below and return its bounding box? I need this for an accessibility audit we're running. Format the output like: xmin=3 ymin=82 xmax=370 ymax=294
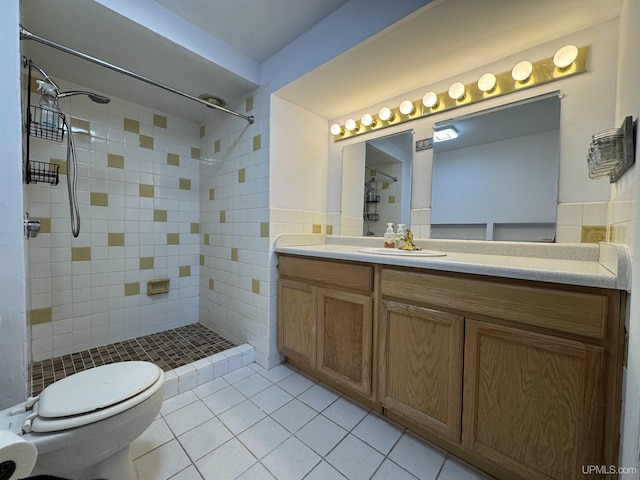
xmin=431 ymin=93 xmax=561 ymax=242
xmin=341 ymin=131 xmax=412 ymax=237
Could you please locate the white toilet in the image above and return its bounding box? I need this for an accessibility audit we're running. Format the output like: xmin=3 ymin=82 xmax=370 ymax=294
xmin=1 ymin=361 xmax=164 ymax=480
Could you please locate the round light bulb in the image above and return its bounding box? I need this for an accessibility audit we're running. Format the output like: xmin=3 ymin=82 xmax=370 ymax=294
xmin=361 ymin=113 xmax=375 ymax=127
xmin=448 ymin=82 xmax=466 ymax=100
xmin=422 ymin=91 xmax=438 ymax=108
xmin=553 ymin=44 xmax=578 ymax=69
xmin=345 ymin=118 xmax=358 ymax=131
xmin=379 ymin=107 xmax=394 ymax=122
xmin=477 ymin=73 xmax=497 ymax=92
xmin=512 ymin=60 xmax=533 ymax=82
xmin=399 ymin=100 xmax=415 ymax=115
xmin=330 ymin=123 xmax=343 ymax=136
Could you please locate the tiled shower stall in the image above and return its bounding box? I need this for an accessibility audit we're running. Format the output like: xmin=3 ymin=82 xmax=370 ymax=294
xmin=23 ymin=75 xmax=279 ymax=369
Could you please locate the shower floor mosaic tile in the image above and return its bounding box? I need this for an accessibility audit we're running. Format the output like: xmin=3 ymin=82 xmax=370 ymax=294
xmin=29 ymin=323 xmax=237 ymax=396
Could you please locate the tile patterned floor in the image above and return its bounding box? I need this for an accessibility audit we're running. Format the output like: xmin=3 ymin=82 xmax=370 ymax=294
xmin=132 ymin=362 xmax=494 ymax=480
xmin=30 ymin=324 xmax=237 ymax=395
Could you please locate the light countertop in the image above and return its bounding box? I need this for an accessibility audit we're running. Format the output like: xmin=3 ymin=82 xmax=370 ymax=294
xmin=275 ymin=235 xmax=630 ymax=291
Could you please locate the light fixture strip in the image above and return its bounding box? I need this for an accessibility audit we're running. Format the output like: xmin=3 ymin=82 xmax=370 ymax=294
xmin=331 ymin=46 xmax=588 ymax=141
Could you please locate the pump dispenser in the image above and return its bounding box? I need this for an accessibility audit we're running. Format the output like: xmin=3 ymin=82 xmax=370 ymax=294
xmin=36 ymin=80 xmax=60 ymax=128
xmin=395 ymin=224 xmax=405 ymax=248
xmin=384 ymin=223 xmax=396 ymax=248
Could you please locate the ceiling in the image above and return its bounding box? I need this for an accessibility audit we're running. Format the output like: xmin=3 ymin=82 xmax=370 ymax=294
xmin=19 ymin=0 xmax=622 ymax=125
xmin=153 ymin=0 xmax=350 ymax=63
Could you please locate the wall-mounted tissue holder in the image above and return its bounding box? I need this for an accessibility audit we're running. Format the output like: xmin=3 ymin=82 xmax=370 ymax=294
xmin=147 ymin=278 xmax=170 ymax=295
xmin=587 ymin=115 xmax=636 ymax=183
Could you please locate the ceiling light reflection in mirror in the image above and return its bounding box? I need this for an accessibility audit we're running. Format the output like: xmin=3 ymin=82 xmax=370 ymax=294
xmin=330 ymin=45 xmax=586 ymax=141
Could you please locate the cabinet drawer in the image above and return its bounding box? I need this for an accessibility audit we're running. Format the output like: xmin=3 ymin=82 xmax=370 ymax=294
xmin=279 ymin=255 xmax=374 ymax=293
xmin=381 ymin=268 xmax=609 ymax=339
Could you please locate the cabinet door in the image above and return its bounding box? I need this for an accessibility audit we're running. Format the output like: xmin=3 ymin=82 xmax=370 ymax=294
xmin=378 ymin=300 xmax=464 ymax=441
xmin=278 ymin=278 xmax=317 ymax=369
xmin=463 ymin=319 xmax=604 ymax=480
xmin=317 ymin=288 xmax=373 ymax=396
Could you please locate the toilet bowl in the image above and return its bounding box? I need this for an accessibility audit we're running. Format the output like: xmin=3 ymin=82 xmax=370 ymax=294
xmin=1 ymin=361 xmax=164 ymax=480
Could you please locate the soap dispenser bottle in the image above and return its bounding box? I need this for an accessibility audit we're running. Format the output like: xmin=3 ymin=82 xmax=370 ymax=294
xmin=395 ymin=224 xmax=405 ymax=248
xmin=36 ymin=80 xmax=60 ymax=129
xmin=384 ymin=223 xmax=396 ymax=248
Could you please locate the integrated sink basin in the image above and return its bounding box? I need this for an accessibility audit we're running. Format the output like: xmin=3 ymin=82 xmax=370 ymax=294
xmin=358 ymin=247 xmax=446 ymax=257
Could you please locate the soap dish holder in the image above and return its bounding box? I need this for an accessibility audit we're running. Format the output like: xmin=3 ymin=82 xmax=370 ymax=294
xmin=147 ymin=278 xmax=170 ymax=295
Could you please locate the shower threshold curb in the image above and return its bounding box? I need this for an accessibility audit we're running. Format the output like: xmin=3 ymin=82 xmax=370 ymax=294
xmin=163 ymin=343 xmax=254 ymax=400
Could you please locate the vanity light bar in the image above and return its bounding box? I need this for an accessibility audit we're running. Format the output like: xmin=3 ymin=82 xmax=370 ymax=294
xmin=330 ymin=45 xmax=588 ymax=141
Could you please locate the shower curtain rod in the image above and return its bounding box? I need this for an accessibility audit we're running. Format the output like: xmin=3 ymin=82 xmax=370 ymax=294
xmin=366 ymin=166 xmax=398 ymax=182
xmin=19 ymin=26 xmax=254 ymax=124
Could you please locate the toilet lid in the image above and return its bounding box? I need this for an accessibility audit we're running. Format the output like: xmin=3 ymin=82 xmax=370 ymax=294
xmin=37 ymin=361 xmax=162 ymax=419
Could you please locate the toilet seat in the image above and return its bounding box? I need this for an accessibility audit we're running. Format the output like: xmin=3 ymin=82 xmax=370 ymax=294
xmin=25 ymin=361 xmax=163 ymax=433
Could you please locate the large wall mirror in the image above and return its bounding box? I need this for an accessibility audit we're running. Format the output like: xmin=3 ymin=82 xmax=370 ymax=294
xmin=341 ymin=131 xmax=412 ymax=237
xmin=431 ymin=93 xmax=561 ymax=242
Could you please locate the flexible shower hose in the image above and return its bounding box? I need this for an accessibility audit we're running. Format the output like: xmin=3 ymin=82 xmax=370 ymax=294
xmin=63 ymin=117 xmax=81 ymax=237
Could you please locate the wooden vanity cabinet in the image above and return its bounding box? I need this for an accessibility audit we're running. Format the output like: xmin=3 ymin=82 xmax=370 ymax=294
xmin=278 ymin=254 xmax=625 ymax=480
xmin=278 ymin=255 xmax=375 ymax=399
xmin=380 ymin=266 xmax=625 ymax=480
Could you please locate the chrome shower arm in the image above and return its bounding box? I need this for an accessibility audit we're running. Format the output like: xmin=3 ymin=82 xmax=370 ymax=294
xmin=19 ymin=26 xmax=255 ymax=124
xmin=23 ymin=57 xmax=60 ymax=92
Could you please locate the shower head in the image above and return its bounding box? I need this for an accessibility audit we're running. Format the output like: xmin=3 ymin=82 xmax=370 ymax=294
xmin=57 ymin=90 xmax=111 ymax=104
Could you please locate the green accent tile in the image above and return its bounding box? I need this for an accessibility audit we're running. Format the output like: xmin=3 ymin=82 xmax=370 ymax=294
xmin=191 ymin=222 xmax=200 ymax=233
xmin=252 ymin=279 xmax=260 ymax=294
xmin=167 ymin=153 xmax=180 ymax=166
xmin=70 ymin=117 xmax=90 ymax=136
xmin=72 ymin=247 xmax=91 ymax=261
xmin=200 ymin=125 xmax=205 ymax=138
xmin=108 ymin=153 xmax=125 ymax=169
xmin=200 ymin=255 xmax=205 ymax=266
xmin=124 ymin=282 xmax=140 ymax=296
xmin=204 ymin=233 xmax=210 ymax=245
xmin=153 ymin=114 xmax=167 ymax=129
xmin=260 ymin=222 xmax=269 ymax=238
xmin=50 ymin=158 xmax=67 ymax=175
xmin=382 ymin=181 xmax=389 ymax=190
xmin=154 ymin=209 xmax=167 ymax=222
xmin=167 ymin=233 xmax=180 ymax=245
xmin=209 ymin=278 xmax=214 ymax=290
xmin=139 ymin=134 xmax=154 ymax=149
xmin=238 ymin=168 xmax=246 ymax=183
xmin=30 ymin=307 xmax=52 ymax=325
xmin=124 ymin=118 xmax=139 ymax=133
xmin=108 ymin=233 xmax=125 ymax=247
xmin=214 ymin=140 xmax=221 ymax=153
xmin=326 ymin=225 xmax=334 ymax=235
xmin=191 ymin=147 xmax=200 ymax=159
xmin=90 ymin=192 xmax=108 ymax=207
xmin=140 ymin=257 xmax=154 ymax=270
xmin=220 ymin=211 xmax=226 ymax=223
xmin=253 ymin=134 xmax=261 ymax=151
xmin=179 ymin=265 xmax=191 ymax=277
xmin=209 ymin=188 xmax=215 ymax=200
xmin=231 ymin=248 xmax=238 ymax=262
xmin=312 ymin=224 xmax=322 ymax=234
xmin=179 ymin=178 xmax=192 ymax=190
xmin=39 ymin=217 xmax=51 ymax=234
xmin=139 ymin=184 xmax=154 ymax=197
xmin=246 ymin=96 xmax=254 ymax=112
xmin=388 ymin=196 xmax=396 ymax=204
